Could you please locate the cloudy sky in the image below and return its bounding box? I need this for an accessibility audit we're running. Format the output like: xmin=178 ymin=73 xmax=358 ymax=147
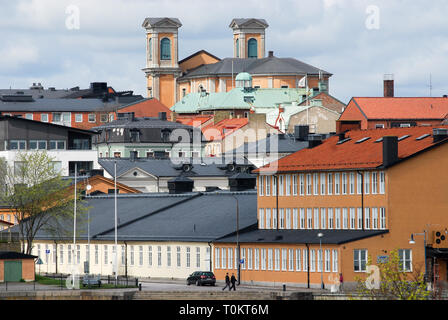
xmin=0 ymin=0 xmax=447 ymax=104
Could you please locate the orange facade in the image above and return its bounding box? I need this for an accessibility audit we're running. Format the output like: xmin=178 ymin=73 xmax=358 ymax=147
xmin=214 ymin=128 xmax=448 ymax=288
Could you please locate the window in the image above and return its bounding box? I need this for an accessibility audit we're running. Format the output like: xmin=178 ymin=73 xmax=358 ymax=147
xmin=372 ymin=208 xmax=378 ymax=229
xmin=317 ymin=249 xmax=323 ymax=272
xmin=279 ymin=208 xmax=284 ymax=229
xmin=320 ymin=208 xmax=326 ymax=229
xmin=196 ymin=247 xmax=201 ymax=268
xmin=228 ymin=248 xmax=233 ymax=270
xmin=372 ymin=172 xmax=378 ymax=194
xmin=357 ymin=172 xmax=362 ymax=194
xmin=281 ymin=249 xmax=287 ymax=271
xmin=279 ymin=175 xmax=284 ymax=196
xmin=350 ymin=208 xmax=356 ymax=229
xmin=398 ymin=249 xmax=412 ymax=272
xmin=235 ymin=38 xmax=240 ymax=58
xmin=320 ymin=173 xmax=326 ymax=195
xmin=268 ymin=249 xmax=273 ymax=270
xmin=274 ymin=249 xmax=280 ymax=271
xmin=299 ymin=208 xmax=305 ymax=229
xmin=332 ymin=250 xmax=338 ymax=272
xmin=41 ymin=114 xmax=48 ymax=122
xmin=148 ymin=37 xmax=152 ymax=60
xmin=75 ymin=114 xmax=83 ymax=122
xmin=261 ymin=249 xmax=267 ymax=270
xmin=357 ymin=208 xmax=363 ymax=229
xmin=94 ymin=245 xmax=98 ymax=265
xmin=310 ymin=249 xmax=316 ymax=272
xmin=88 ymin=114 xmax=96 ymax=123
xmin=296 ymin=249 xmax=301 ymax=271
xmin=328 ymin=208 xmax=334 ymax=229
xmin=261 ymin=176 xmax=268 ymax=196
xmin=380 ymin=208 xmax=386 ymax=229
xmin=254 ymin=249 xmax=259 ymax=270
xmin=325 ymin=250 xmax=331 ymax=272
xmin=77 ymin=245 xmax=80 ymax=264
xmin=272 ymin=208 xmax=277 ymax=229
xmin=100 ymin=114 xmax=108 ymax=122
xmin=259 ymin=176 xmax=264 ymax=196
xmin=266 ymin=209 xmax=271 ymax=229
xmin=186 ymin=247 xmax=191 ymax=268
xmin=349 ymin=172 xmax=355 ymax=194
xmin=342 ymin=208 xmax=348 ymax=229
xmin=342 ymin=173 xmax=347 ymax=195
xmin=215 ymin=248 xmax=220 ymax=269
xmin=157 ymin=246 xmax=162 ymax=267
xmin=307 ymin=208 xmax=313 ymax=229
xmin=334 ymin=173 xmax=340 ymax=195
xmin=293 ymin=208 xmax=298 ymax=229
xmin=303 ymin=249 xmax=308 ymax=272
xmin=25 ymin=113 xmax=33 ymax=120
xmin=286 ymin=208 xmax=291 ymax=229
xmin=285 ymin=174 xmax=291 ymax=196
xmin=176 ymin=247 xmax=181 ymax=267
xmin=313 ymin=208 xmax=319 ymax=229
xmin=365 ymin=208 xmax=371 ymax=230
xmin=62 ymin=112 xmax=71 ymax=123
xmin=272 ymin=176 xmax=277 ymax=196
xmin=379 ymin=171 xmax=385 ymax=194
xmin=292 ymin=175 xmax=298 ymax=196
xmin=9 ymin=140 xmax=26 ymax=150
xmin=68 ymin=245 xmax=72 ymax=264
xmin=161 ymin=38 xmax=171 ymax=60
xmin=166 ymin=246 xmax=171 ymax=267
xmin=335 ymin=208 xmax=341 ymax=229
xmin=60 ymin=245 xmax=64 ymax=264
xmin=53 ymin=112 xmax=62 ymax=122
xmin=354 ymin=249 xmax=368 ymax=272
xmin=313 ymin=173 xmax=319 ymax=195
xmin=247 ymin=248 xmax=253 ymax=270
xmin=148 ymin=246 xmax=153 ymax=266
xmin=221 ymin=248 xmax=226 ymax=269
xmin=49 ymin=140 xmax=65 ymax=150
xmin=259 ymin=208 xmax=265 ymax=229
xmin=288 ymin=249 xmax=294 ymax=271
xmin=364 ymin=172 xmax=370 ymax=194
xmin=299 ymin=174 xmax=305 ymax=196
xmin=306 ymin=174 xmax=312 ymax=195
xmin=327 ymin=173 xmax=333 ymax=195
xmin=248 ymin=38 xmax=258 ymax=58
xmin=29 ymin=140 xmax=47 ymax=150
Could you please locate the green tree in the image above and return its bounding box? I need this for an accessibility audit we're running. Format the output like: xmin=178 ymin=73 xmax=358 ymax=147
xmin=0 ymin=152 xmax=87 ymax=255
xmin=354 ymin=249 xmax=429 ymax=300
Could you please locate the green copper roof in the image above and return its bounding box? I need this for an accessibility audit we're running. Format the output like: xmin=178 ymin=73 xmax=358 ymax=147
xmin=172 ymin=87 xmax=307 ymax=113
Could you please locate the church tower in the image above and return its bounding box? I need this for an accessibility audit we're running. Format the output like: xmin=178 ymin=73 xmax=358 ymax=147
xmin=142 ymin=17 xmax=182 ymax=108
xmin=229 ymin=19 xmax=269 ymax=59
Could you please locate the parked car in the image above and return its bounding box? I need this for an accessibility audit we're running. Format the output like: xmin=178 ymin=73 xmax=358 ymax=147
xmin=186 ymin=271 xmax=216 ymax=286
xmin=82 ymin=274 xmax=102 ymax=287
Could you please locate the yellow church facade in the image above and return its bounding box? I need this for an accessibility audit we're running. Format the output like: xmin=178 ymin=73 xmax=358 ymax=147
xmin=142 ymin=18 xmax=331 ymax=109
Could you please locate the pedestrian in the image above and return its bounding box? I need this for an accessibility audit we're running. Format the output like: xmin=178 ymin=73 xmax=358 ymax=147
xmin=222 ymin=273 xmax=230 ymax=291
xmin=339 ymin=273 xmax=343 ymax=292
xmin=230 ymin=273 xmax=237 ymax=291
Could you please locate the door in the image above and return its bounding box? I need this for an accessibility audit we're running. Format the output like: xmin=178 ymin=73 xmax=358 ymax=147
xmin=4 ymin=260 xmax=22 ymax=282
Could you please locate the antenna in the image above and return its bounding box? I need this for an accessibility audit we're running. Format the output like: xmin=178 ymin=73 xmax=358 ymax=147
xmin=429 ymin=73 xmax=433 ymax=97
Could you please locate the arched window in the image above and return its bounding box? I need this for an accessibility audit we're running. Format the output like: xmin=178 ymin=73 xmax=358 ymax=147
xmin=148 ymin=38 xmax=152 ymax=60
xmin=236 ymin=38 xmax=240 ymax=58
xmin=160 ymin=38 xmax=171 ymax=60
xmin=248 ymin=38 xmax=258 ymax=58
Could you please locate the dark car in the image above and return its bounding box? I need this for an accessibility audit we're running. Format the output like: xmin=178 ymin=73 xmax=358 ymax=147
xmin=186 ymin=271 xmax=216 ymax=286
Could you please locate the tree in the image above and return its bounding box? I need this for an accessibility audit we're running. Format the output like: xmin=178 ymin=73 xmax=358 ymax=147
xmin=0 ymin=151 xmax=87 ymax=255
xmin=354 ymin=249 xmax=430 ymax=300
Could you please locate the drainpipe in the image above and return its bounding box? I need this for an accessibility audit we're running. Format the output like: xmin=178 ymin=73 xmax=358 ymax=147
xmin=54 ymin=241 xmax=58 ymax=274
xmin=306 ymin=243 xmax=310 ymax=289
xmin=276 ymin=175 xmax=279 ymax=230
xmin=124 ymin=241 xmax=128 ymax=278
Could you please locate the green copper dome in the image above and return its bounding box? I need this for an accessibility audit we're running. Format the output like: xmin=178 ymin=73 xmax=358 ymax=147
xmin=235 ymin=72 xmax=252 ymax=81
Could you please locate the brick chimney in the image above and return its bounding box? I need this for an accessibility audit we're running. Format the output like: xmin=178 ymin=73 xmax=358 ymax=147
xmin=383 ymin=74 xmax=394 ymax=97
xmin=382 ymin=136 xmax=398 ymax=167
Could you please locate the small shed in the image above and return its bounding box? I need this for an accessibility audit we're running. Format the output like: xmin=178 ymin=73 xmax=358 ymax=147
xmin=0 ymin=251 xmax=37 ymax=282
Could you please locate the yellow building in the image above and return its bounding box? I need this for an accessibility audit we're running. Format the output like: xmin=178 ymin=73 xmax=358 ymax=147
xmin=142 ymin=18 xmax=332 ymax=109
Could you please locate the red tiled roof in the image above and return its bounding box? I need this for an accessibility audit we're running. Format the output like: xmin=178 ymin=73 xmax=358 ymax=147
xmin=352 ymin=97 xmax=448 ymax=120
xmin=202 ymin=118 xmax=249 ymax=141
xmin=256 ymin=125 xmax=448 ymax=173
xmin=175 ymin=115 xmax=214 ymax=127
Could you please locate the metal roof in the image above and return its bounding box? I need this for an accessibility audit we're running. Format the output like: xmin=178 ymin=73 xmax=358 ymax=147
xmin=0 ymin=97 xmax=120 ymax=112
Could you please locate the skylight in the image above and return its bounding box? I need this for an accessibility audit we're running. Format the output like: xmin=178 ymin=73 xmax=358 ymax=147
xmin=416 ymin=134 xmax=430 ymax=141
xmin=355 ymin=137 xmax=371 ymax=144
xmin=374 ymin=137 xmax=383 ymax=143
xmin=398 ymin=135 xmax=410 ymax=141
xmin=337 ymin=138 xmax=351 ymax=145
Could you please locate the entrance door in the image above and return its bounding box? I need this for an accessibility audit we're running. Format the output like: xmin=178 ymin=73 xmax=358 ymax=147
xmin=4 ymin=260 xmax=22 ymax=282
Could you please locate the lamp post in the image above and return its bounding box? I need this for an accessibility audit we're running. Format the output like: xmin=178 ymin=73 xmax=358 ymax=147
xmin=409 ymin=231 xmax=427 ymax=282
xmin=229 ymin=194 xmax=240 ymax=285
xmin=86 ymin=184 xmax=92 ymax=275
xmin=317 ymin=232 xmax=324 ymax=290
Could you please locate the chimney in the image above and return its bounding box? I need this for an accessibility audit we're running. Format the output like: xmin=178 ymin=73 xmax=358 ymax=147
xmin=307 ymin=134 xmax=323 ymax=148
xmin=338 ymin=132 xmax=346 ymax=141
xmin=268 ymin=51 xmax=274 ymax=58
xmin=294 ymin=125 xmax=309 ymax=141
xmin=382 ymin=136 xmax=398 ymax=167
xmin=383 ymin=74 xmax=394 ymax=97
xmin=433 ymin=128 xmax=448 ymax=143
xmin=159 ymin=112 xmax=167 ymax=121
xmin=130 ymin=150 xmax=138 ymax=161
xmin=168 ymin=175 xmax=194 ymax=194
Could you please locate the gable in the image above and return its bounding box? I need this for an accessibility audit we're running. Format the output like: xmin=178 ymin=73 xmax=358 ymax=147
xmin=179 ymin=50 xmax=221 ymax=73
xmin=120 ymin=167 xmax=158 ymax=180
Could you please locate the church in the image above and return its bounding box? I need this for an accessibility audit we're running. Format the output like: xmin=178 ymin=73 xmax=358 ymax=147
xmin=141 ymin=18 xmax=332 ymax=109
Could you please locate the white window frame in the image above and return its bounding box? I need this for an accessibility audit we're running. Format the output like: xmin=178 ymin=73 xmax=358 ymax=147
xmin=364 ymin=172 xmax=370 ymax=194
xmin=372 ymin=172 xmax=378 ymax=194
xmin=372 ymin=207 xmax=379 ymax=229
xmin=327 ymin=173 xmax=333 ymax=195
xmin=261 ymin=249 xmax=267 ymax=270
xmin=265 ymin=176 xmax=270 ymax=196
xmin=279 ymin=208 xmax=284 ymax=229
xmin=335 ymin=208 xmax=341 ymax=229
xmin=299 ymin=174 xmax=305 ymax=196
xmin=350 ymin=208 xmax=356 ymax=229
xmin=349 ymin=172 xmax=355 ymax=194
xmin=279 ymin=175 xmax=284 ymax=196
xmin=75 ymin=114 xmax=83 ymax=123
xmin=310 ymin=249 xmax=316 ymax=272
xmin=365 ymin=207 xmax=371 ymax=230
xmin=286 ymin=174 xmax=291 ymax=196
xmin=398 ymin=249 xmax=412 ymax=272
xmin=380 ymin=207 xmax=386 ymax=229
xmin=379 ymin=171 xmax=385 ymax=194
xmin=281 ymin=248 xmax=287 ymax=271
xmin=259 ymin=176 xmax=264 ymax=196
xmin=296 ymin=249 xmax=301 ymax=271
xmin=292 ymin=174 xmax=298 ymax=196
xmin=303 ymin=249 xmax=308 ymax=272
xmin=293 ymin=208 xmax=298 ymax=230
xmin=259 ymin=208 xmax=265 ymax=229
xmin=313 ymin=173 xmax=319 ymax=195
xmin=342 ymin=172 xmax=347 ymax=195
xmin=334 ymin=173 xmax=340 ymax=195
xmin=286 ymin=208 xmax=291 ymax=229
xmin=357 ymin=208 xmax=363 ymax=229
xmin=320 ymin=173 xmax=326 ymax=195
xmin=332 ymin=249 xmax=338 ymax=272
xmin=306 ymin=174 xmax=312 ymax=195
xmin=354 ymin=249 xmax=368 ymax=272
xmin=266 ymin=209 xmax=271 ymax=229
xmin=320 ymin=208 xmax=326 ymax=229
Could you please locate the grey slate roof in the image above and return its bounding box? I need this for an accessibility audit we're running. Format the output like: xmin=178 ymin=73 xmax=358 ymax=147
xmin=180 ymin=56 xmax=331 ymax=80
xmin=230 ymin=18 xmax=269 ymax=28
xmin=98 ymin=157 xmax=255 ymax=178
xmin=142 ymin=17 xmax=182 ymax=28
xmin=0 ymin=98 xmax=120 ymax=112
xmin=227 ymin=134 xmax=310 ymax=155
xmin=215 ymin=229 xmax=388 ymax=245
xmin=0 ymin=88 xmax=72 ymax=99
xmin=11 ymin=191 xmax=257 ymax=243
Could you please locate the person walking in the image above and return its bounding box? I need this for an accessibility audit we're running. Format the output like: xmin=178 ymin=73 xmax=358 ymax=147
xmin=339 ymin=273 xmax=344 ymax=292
xmin=230 ymin=273 xmax=237 ymax=291
xmin=222 ymin=273 xmax=231 ymax=291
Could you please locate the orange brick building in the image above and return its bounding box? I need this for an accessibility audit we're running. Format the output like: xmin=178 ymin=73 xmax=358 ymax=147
xmin=213 ymin=126 xmax=448 ymax=289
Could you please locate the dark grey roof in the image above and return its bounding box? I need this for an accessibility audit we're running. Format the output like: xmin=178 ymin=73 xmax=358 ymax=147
xmin=98 ymin=157 xmax=254 ymax=178
xmin=0 ymin=97 xmax=120 ymax=112
xmin=0 ymin=88 xmax=71 ymax=99
xmin=227 ymin=134 xmax=309 ymax=155
xmin=215 ymin=229 xmax=388 ymax=245
xmin=229 ymin=18 xmax=269 ymax=28
xmin=180 ymin=56 xmax=331 ymax=80
xmin=92 ymin=117 xmax=192 ymax=130
xmin=0 ymin=251 xmax=37 ymax=260
xmin=142 ymin=17 xmax=182 ymax=28
xmin=11 ymin=191 xmax=257 ymax=243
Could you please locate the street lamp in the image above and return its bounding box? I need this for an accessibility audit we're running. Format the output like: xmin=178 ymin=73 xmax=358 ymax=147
xmin=409 ymin=231 xmax=427 ymax=282
xmin=317 ymin=232 xmax=324 ymax=290
xmin=229 ymin=194 xmax=240 ymax=285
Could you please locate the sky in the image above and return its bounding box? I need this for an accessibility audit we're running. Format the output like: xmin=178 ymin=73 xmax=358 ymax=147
xmin=0 ymin=0 xmax=447 ymax=104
